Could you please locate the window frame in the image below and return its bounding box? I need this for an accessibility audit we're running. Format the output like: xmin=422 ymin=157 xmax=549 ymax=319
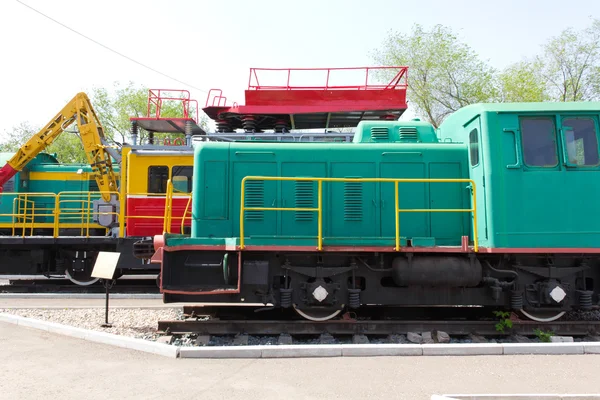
xmin=558 ymin=115 xmax=600 ymax=168
xmin=171 ymin=165 xmax=193 ymax=193
xmin=519 ymin=115 xmax=559 ymax=169
xmin=468 ymin=128 xmax=480 ymax=167
xmin=147 ymin=165 xmax=169 ymax=194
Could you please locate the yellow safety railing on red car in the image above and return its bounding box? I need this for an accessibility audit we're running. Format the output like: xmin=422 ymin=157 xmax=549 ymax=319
xmin=239 ymin=176 xmax=478 ymax=252
xmin=162 ymin=179 xmax=193 ymax=234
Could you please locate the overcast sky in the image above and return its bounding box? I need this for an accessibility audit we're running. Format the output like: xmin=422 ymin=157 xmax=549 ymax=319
xmin=0 ymin=0 xmax=598 ymax=135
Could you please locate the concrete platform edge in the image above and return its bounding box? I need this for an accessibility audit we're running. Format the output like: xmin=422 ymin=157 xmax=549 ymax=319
xmin=3 ymin=313 xmax=600 ymax=359
xmin=0 ymin=313 xmax=179 ymax=358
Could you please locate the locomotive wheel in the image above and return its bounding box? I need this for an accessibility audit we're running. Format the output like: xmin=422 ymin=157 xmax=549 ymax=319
xmin=293 ymin=304 xmax=343 ymax=321
xmin=64 ymin=268 xmax=100 ymax=286
xmin=519 ymin=309 xmax=566 ymax=322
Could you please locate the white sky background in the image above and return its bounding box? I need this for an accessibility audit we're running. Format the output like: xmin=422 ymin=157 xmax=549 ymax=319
xmin=0 ymin=0 xmax=598 ymax=135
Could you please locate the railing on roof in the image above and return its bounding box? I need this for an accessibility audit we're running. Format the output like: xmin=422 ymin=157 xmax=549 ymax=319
xmin=239 ymin=176 xmax=478 ymax=252
xmin=247 ymin=66 xmax=408 ymax=91
xmin=146 ymin=89 xmax=199 ymax=123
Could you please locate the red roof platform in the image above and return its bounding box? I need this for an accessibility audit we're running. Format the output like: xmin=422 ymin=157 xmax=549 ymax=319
xmin=203 ymin=66 xmax=408 ymax=132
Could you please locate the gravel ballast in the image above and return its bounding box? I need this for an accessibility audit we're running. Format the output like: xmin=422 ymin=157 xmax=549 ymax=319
xmin=0 ymin=308 xmax=183 ymax=341
xmin=2 ymin=307 xmax=600 ymax=347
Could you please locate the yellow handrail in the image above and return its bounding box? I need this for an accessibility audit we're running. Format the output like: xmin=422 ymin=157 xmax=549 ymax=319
xmin=240 ymin=176 xmax=478 ymax=252
xmin=161 ymin=179 xmax=193 ymax=234
xmin=163 ymin=179 xmax=174 ymax=233
xmin=181 ymin=195 xmax=193 ymax=234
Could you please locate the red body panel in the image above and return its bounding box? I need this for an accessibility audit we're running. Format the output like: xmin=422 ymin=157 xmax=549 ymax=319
xmin=126 ymin=196 xmax=191 ymax=237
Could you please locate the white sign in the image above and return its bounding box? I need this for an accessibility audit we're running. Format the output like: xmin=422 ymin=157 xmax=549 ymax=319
xmin=91 ymin=251 xmax=121 ymax=280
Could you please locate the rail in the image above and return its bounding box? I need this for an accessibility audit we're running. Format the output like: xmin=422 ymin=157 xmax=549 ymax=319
xmin=247 ymin=66 xmax=409 ymax=91
xmin=146 ymin=89 xmax=199 ymax=123
xmin=239 ymin=177 xmax=478 ymax=252
xmin=0 ymin=191 xmax=120 ymax=237
xmin=162 ymin=179 xmax=193 ymax=234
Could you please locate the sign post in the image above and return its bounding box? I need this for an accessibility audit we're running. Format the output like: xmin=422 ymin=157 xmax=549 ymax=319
xmin=91 ymin=252 xmax=121 ymax=328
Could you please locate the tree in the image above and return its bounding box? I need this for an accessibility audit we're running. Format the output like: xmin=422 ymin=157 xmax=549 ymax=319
xmin=0 ymin=121 xmax=88 ymax=163
xmin=372 ymin=24 xmax=499 ymax=128
xmin=538 ymin=18 xmax=600 ymax=102
xmin=0 ymin=82 xmax=212 ymax=165
xmin=498 ymin=60 xmax=549 ymax=102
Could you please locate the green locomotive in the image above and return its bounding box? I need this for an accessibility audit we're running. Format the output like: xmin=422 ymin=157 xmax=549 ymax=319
xmin=154 ymin=99 xmax=600 ymax=322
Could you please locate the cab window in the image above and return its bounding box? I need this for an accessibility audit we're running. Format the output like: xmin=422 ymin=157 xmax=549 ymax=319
xmin=172 ymin=166 xmax=193 ymax=193
xmin=148 ymin=166 xmax=169 ymax=193
xmin=520 ymin=117 xmax=558 ymax=167
xmin=469 ymin=128 xmax=479 ymax=166
xmin=561 ymin=117 xmax=599 ymax=166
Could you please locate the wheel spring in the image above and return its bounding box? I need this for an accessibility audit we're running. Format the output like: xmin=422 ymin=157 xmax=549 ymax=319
xmin=274 ymin=119 xmax=289 ymax=133
xmin=578 ymin=290 xmax=593 ymax=310
xmin=348 ymin=288 xmax=361 ymax=309
xmin=242 ymin=115 xmax=257 ymax=132
xmin=216 ymin=119 xmax=230 ymax=133
xmin=280 ymin=288 xmax=293 ymax=308
xmin=510 ymin=290 xmax=523 ymax=310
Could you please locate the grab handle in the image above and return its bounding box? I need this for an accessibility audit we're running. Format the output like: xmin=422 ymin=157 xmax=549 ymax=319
xmin=503 ymin=128 xmax=522 ymax=169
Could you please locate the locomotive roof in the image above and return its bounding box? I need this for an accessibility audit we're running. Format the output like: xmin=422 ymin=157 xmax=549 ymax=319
xmin=454 ymin=101 xmax=600 ymax=114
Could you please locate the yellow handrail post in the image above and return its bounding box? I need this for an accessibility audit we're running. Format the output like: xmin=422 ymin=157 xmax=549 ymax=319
xmin=86 ymin=191 xmax=91 ymax=237
xmin=11 ymin=198 xmax=16 ymax=236
xmin=181 ymin=195 xmax=192 ymax=235
xmin=239 ymin=177 xmax=246 ymax=249
xmin=163 ymin=179 xmax=173 ymax=234
xmin=22 ymin=194 xmax=28 ymax=237
xmin=394 ymin=180 xmax=399 ymax=251
xmin=53 ymin=193 xmax=60 ymax=238
xmin=317 ymin=180 xmax=323 ymax=250
xmin=471 ymin=181 xmax=479 ymax=252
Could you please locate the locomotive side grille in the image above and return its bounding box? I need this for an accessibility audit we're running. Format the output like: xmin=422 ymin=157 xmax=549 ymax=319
xmin=370 ymin=127 xmax=389 ymax=141
xmin=295 ymin=181 xmax=314 ymax=221
xmin=399 ymin=127 xmax=418 ymax=141
xmin=344 ymin=181 xmax=363 ymax=221
xmin=244 ymin=180 xmax=264 ymax=221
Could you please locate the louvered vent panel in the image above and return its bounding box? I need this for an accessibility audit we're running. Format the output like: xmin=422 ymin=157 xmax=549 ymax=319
xmin=370 ymin=127 xmax=389 ymax=141
xmin=344 ymin=181 xmax=363 ymax=221
xmin=244 ymin=180 xmax=264 ymax=221
xmin=399 ymin=127 xmax=418 ymax=141
xmin=295 ymin=181 xmax=314 ymax=221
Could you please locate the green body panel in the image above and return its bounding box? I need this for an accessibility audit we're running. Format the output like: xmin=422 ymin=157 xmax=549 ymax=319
xmin=0 ymin=152 xmax=120 ymax=226
xmin=439 ymin=101 xmax=600 ymax=248
xmin=188 ymin=122 xmax=471 ymax=248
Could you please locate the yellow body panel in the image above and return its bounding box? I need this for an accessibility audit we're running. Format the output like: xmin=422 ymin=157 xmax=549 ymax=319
xmin=29 ymin=172 xmax=91 ymax=181
xmin=126 ymin=151 xmax=193 ymax=194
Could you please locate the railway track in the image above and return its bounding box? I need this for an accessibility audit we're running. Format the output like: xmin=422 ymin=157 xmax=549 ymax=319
xmin=157 ymin=318 xmax=600 ymax=337
xmin=156 ymin=306 xmax=600 ymax=339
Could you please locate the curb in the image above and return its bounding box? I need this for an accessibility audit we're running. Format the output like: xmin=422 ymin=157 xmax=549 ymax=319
xmin=432 ymin=396 xmax=600 ymax=399
xmin=2 ymin=313 xmax=600 ymax=359
xmin=0 ymin=293 xmax=162 ymax=299
xmin=0 ymin=313 xmax=178 ymax=358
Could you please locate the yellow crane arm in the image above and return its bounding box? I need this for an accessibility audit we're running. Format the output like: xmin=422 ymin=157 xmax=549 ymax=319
xmin=0 ymin=92 xmax=118 ymax=202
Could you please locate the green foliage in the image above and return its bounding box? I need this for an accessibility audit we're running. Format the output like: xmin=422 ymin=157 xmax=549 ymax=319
xmin=372 ymin=24 xmax=498 ymax=128
xmin=89 ymin=82 xmax=210 ymax=145
xmin=0 ymin=82 xmax=211 ymax=164
xmin=538 ymin=17 xmax=600 ymax=102
xmin=0 ymin=121 xmax=87 ymax=163
xmin=372 ymin=18 xmax=600 ymax=126
xmin=534 ymin=328 xmax=554 ymax=342
xmin=498 ymin=60 xmax=549 ymax=102
xmin=493 ymin=311 xmax=513 ymax=333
